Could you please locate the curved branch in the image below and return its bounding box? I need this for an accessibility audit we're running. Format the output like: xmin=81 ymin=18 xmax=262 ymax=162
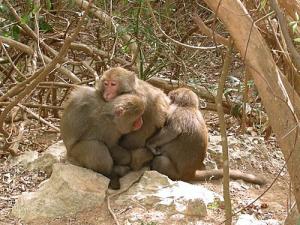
xmin=145 ymin=0 xmax=223 ymax=50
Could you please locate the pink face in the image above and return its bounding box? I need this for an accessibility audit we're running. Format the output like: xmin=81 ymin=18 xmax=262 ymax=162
xmin=132 ymin=117 xmax=143 ymax=131
xmin=103 ymin=80 xmax=119 ymax=101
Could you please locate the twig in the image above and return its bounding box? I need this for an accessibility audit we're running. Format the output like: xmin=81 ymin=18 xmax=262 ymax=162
xmin=54 ymin=42 xmax=135 ymax=71
xmin=33 ymin=0 xmax=45 ymax=66
xmin=107 ymin=172 xmax=144 ymax=225
xmin=3 ymin=0 xmax=81 ymax=83
xmin=10 ymin=119 xmax=29 ymax=153
xmin=3 ymin=0 xmax=58 ymax=57
xmin=0 ymin=40 xmax=26 ymax=79
xmin=17 ymin=102 xmax=60 ymax=132
xmin=267 ymin=17 xmax=297 ymax=74
xmin=270 ymin=0 xmax=300 ymax=72
xmin=240 ymin=68 xmax=250 ymax=133
xmin=192 ymin=14 xmax=229 ymax=46
xmin=215 ymin=38 xmax=233 ymax=225
xmin=145 ymin=0 xmax=223 ymax=50
xmin=82 ymin=61 xmax=98 ymax=79
xmin=75 ymin=0 xmax=140 ymax=73
xmin=0 ymin=36 xmax=81 ymax=84
xmin=0 ymin=102 xmax=63 ymax=110
xmin=0 ymin=1 xmax=90 ymax=147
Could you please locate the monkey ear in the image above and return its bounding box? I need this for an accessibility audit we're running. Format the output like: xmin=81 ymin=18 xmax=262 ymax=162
xmin=114 ymin=106 xmax=125 ymax=117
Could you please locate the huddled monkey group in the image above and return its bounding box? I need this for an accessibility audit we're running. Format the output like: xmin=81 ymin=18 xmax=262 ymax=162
xmin=60 ymin=67 xmax=266 ymax=189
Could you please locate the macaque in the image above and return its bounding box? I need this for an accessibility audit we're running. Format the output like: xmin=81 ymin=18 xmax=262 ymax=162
xmin=97 ymin=67 xmax=170 ymax=170
xmin=146 ymin=88 xmax=266 ymax=185
xmin=60 ymin=86 xmax=145 ymax=189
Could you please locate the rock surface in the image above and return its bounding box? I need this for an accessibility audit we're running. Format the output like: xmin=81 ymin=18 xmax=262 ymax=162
xmin=9 ymin=151 xmax=39 ymax=167
xmin=12 ymin=163 xmax=109 ymax=222
xmin=114 ymin=170 xmax=223 ymax=224
xmin=236 ymin=214 xmax=281 ymax=225
xmin=28 ymin=140 xmax=66 ymax=175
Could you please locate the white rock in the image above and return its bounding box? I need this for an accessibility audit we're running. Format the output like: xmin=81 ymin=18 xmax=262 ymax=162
xmin=28 ymin=141 xmax=66 ymax=175
xmin=9 ymin=151 xmax=39 ymax=167
xmin=115 ymin=170 xmax=222 ymax=223
xmin=236 ymin=214 xmax=280 ymax=225
xmin=12 ymin=163 xmax=109 ymax=222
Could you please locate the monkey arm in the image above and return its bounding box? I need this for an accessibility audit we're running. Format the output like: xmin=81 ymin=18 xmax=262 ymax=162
xmin=110 ymin=145 xmax=131 ymax=166
xmin=146 ymin=127 xmax=180 ymax=155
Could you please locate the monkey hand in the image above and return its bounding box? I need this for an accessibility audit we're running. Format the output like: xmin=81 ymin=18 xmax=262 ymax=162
xmin=130 ymin=148 xmax=154 ymax=171
xmin=146 ymin=144 xmax=162 ymax=156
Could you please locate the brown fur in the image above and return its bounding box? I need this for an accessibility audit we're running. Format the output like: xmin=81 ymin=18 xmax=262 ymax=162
xmin=97 ymin=67 xmax=138 ymax=101
xmin=96 ymin=67 xmax=170 ymax=170
xmin=147 ymin=88 xmax=207 ymax=179
xmin=147 ymin=88 xmax=266 ymax=185
xmin=60 ymin=86 xmax=145 ymax=188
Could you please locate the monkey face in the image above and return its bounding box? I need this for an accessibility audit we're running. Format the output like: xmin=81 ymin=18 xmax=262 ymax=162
xmin=98 ymin=67 xmax=138 ymax=102
xmin=103 ymin=79 xmax=119 ymax=101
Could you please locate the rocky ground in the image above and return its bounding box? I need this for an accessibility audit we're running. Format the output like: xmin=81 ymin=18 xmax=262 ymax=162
xmin=0 ymin=111 xmax=290 ymax=225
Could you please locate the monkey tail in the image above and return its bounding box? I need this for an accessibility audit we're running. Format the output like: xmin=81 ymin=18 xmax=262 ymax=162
xmin=194 ymin=169 xmax=267 ymax=185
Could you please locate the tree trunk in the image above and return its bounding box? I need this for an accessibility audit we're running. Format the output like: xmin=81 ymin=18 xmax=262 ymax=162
xmin=203 ymin=0 xmax=300 ymax=209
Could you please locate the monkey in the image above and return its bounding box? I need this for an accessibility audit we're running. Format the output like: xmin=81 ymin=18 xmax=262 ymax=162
xmin=146 ymin=88 xmax=266 ymax=185
xmin=97 ymin=67 xmax=170 ymax=170
xmin=60 ymin=86 xmax=145 ymax=189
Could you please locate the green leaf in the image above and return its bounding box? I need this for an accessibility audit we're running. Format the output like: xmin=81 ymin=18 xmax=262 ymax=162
xmin=26 ymin=0 xmax=33 ymax=8
xmin=294 ymin=37 xmax=300 ymax=43
xmin=39 ymin=19 xmax=53 ymax=33
xmin=259 ymin=0 xmax=267 ymax=10
xmin=292 ymin=23 xmax=298 ymax=33
xmin=45 ymin=0 xmax=52 ymax=10
xmin=0 ymin=4 xmax=8 ymax=14
xmin=20 ymin=14 xmax=31 ymax=25
xmin=11 ymin=25 xmax=20 ymax=40
xmin=32 ymin=4 xmax=40 ymax=14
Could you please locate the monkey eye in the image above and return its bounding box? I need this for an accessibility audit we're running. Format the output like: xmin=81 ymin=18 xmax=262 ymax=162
xmin=111 ymin=81 xmax=117 ymax=86
xmin=104 ymin=81 xmax=109 ymax=86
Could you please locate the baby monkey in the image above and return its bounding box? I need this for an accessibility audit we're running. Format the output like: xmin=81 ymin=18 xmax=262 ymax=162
xmin=146 ymin=88 xmax=266 ymax=185
xmin=146 ymin=87 xmax=208 ymax=180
